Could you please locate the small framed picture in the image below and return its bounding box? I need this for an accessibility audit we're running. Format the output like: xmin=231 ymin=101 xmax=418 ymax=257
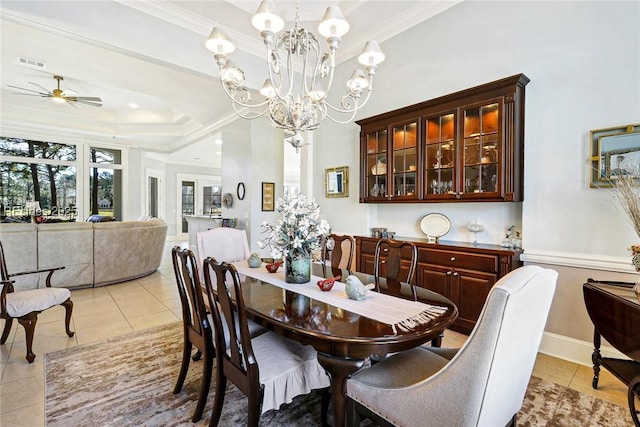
xmin=325 ymin=166 xmax=349 ymax=198
xmin=262 ymin=182 xmax=275 ymax=211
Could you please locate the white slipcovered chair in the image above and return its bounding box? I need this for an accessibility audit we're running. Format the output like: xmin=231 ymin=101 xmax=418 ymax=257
xmin=345 ymin=265 xmax=558 ymax=427
xmin=196 ymin=227 xmax=250 ymax=264
xmin=196 ymin=227 xmax=250 ymax=282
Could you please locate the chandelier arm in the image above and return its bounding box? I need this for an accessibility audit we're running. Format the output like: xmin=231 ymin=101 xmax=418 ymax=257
xmin=265 ymin=38 xmax=285 ymax=98
xmin=299 ymin=45 xmax=309 ymax=98
xmin=284 ymin=30 xmax=295 ymax=100
xmin=219 ymin=78 xmax=270 ymax=110
xmin=322 ymin=58 xmax=336 ymax=97
xmin=305 ymin=36 xmax=323 ymax=96
xmin=323 ymin=78 xmax=375 ymax=114
xmin=231 ymin=101 xmax=270 ymax=120
xmin=323 ymin=108 xmax=361 ymax=125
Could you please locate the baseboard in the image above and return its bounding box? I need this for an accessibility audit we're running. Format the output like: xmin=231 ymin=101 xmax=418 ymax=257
xmin=539 ymin=331 xmax=629 ymax=366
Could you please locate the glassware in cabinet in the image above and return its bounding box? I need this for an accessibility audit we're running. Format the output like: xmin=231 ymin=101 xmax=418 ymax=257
xmin=463 ymin=102 xmax=500 ymax=194
xmin=391 ymin=121 xmax=418 ymax=197
xmin=366 ymin=129 xmax=388 ymax=198
xmin=425 ymin=113 xmax=456 ymax=196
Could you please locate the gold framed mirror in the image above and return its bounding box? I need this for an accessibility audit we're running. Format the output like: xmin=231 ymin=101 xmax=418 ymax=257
xmin=590 ymin=123 xmax=640 ymax=187
xmin=325 ymin=166 xmax=348 ymax=198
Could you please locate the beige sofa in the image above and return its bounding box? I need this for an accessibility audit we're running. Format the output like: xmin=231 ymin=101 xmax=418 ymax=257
xmin=0 ymin=219 xmax=167 ymax=290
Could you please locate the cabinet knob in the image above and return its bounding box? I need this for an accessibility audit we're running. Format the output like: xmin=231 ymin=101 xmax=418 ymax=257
xmin=446 ymin=271 xmax=452 ymax=275
xmin=453 ymin=272 xmax=459 ymax=276
xmin=450 ymin=257 xmax=456 ymax=262
xmin=381 ymin=260 xmax=386 ymax=264
xmin=383 ymin=248 xmax=389 ymax=252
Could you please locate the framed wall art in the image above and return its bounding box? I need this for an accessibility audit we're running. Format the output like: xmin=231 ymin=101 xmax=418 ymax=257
xmin=325 ymin=166 xmax=348 ymax=198
xmin=262 ymin=182 xmax=275 ymax=211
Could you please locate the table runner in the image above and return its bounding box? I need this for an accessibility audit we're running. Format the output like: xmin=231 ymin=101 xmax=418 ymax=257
xmin=234 ymin=261 xmax=449 ymax=333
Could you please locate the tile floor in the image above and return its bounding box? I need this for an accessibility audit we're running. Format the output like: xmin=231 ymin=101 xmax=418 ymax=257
xmin=0 ymin=240 xmax=629 ymax=426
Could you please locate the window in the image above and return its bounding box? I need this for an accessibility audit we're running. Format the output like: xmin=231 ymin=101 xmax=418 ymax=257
xmin=148 ymin=176 xmax=159 ymax=218
xmin=0 ymin=137 xmax=124 ymax=222
xmin=0 ymin=137 xmax=77 ymax=221
xmin=88 ymin=147 xmax=123 ymax=219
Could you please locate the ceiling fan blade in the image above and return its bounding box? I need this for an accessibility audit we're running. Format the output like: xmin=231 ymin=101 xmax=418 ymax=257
xmin=70 ymin=96 xmax=102 ymax=102
xmin=7 ymin=84 xmax=51 ymax=96
xmin=67 ymin=97 xmax=103 ymax=107
xmin=28 ymin=81 xmax=53 ymax=94
xmin=10 ymin=92 xmax=50 ymax=97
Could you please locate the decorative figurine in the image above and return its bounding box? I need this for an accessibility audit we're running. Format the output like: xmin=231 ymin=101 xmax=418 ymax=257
xmin=317 ymin=276 xmax=340 ymax=292
xmin=265 ymin=260 xmax=282 ymax=273
xmin=247 ymin=253 xmax=262 ymax=268
xmin=345 ymin=275 xmax=375 ymax=301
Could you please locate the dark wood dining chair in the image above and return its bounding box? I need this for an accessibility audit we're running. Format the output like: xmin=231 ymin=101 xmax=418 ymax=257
xmin=202 ymin=258 xmax=331 ymax=427
xmin=0 ymin=241 xmax=74 ymax=363
xmin=373 ymin=239 xmax=418 ymax=295
xmin=321 ymin=233 xmax=355 ymax=279
xmin=171 ymin=246 xmax=215 ymax=422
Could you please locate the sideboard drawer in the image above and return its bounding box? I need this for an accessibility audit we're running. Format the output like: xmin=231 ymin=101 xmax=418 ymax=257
xmin=361 ymin=240 xmax=378 ymax=255
xmin=418 ymin=248 xmax=498 ymax=273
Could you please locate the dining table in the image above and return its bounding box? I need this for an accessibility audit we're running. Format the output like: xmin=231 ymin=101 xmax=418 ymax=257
xmin=230 ymin=261 xmax=458 ymax=427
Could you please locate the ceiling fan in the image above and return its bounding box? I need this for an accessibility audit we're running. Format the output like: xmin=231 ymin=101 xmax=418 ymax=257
xmin=8 ymin=75 xmax=103 ymax=107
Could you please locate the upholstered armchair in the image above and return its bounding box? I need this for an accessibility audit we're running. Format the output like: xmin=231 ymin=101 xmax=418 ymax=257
xmin=0 ymin=241 xmax=74 ymax=363
xmin=346 ymin=265 xmax=558 ymax=427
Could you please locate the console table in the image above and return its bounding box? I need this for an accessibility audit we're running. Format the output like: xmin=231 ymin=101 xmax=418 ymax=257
xmin=583 ymin=278 xmax=640 ymax=426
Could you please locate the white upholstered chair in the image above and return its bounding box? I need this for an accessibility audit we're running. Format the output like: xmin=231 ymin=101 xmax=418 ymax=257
xmin=346 ymin=265 xmax=558 ymax=427
xmin=196 ymin=227 xmax=250 ymax=265
xmin=196 ymin=227 xmax=250 ymax=282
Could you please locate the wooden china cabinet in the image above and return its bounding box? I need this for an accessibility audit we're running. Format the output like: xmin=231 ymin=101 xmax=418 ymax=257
xmin=358 ymin=74 xmax=529 ymax=203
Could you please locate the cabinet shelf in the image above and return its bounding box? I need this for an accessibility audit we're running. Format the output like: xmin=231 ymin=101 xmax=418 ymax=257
xmin=358 ymin=74 xmax=529 ymax=203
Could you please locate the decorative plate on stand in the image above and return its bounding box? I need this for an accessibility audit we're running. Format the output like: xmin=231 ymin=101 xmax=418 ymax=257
xmin=420 ymin=213 xmax=451 ymax=243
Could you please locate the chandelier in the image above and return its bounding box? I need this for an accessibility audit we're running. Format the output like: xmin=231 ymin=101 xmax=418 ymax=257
xmin=205 ymin=0 xmax=385 ymax=151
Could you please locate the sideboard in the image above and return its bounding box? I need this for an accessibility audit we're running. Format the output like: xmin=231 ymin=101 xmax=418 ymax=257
xmin=355 ymin=236 xmax=522 ymax=334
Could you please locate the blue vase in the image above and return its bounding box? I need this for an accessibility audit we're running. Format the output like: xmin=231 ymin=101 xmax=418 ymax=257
xmin=285 ymin=250 xmax=311 ymax=283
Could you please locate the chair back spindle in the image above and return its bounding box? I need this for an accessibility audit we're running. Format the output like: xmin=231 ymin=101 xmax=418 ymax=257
xmin=321 ymin=234 xmax=355 ymax=279
xmin=373 ymin=239 xmax=417 ymax=295
xmin=0 ymin=242 xmax=10 ymax=282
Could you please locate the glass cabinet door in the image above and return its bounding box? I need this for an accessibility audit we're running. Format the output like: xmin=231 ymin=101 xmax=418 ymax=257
xmin=463 ymin=102 xmax=500 ymax=195
xmin=425 ymin=113 xmax=456 ymax=197
xmin=365 ymin=128 xmax=388 ymax=198
xmin=391 ymin=121 xmax=418 ymax=197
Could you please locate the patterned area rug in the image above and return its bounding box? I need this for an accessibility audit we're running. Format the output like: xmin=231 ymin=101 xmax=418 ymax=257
xmin=45 ymin=322 xmax=631 ymax=426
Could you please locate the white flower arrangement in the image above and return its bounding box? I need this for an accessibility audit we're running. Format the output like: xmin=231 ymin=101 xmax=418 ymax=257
xmin=258 ymin=195 xmax=330 ymax=259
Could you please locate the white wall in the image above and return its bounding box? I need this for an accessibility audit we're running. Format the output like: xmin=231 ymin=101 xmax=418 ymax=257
xmin=249 ymin=119 xmax=285 ymax=255
xmin=220 ymin=121 xmax=251 ymax=237
xmin=313 ymin=0 xmax=640 ymax=363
